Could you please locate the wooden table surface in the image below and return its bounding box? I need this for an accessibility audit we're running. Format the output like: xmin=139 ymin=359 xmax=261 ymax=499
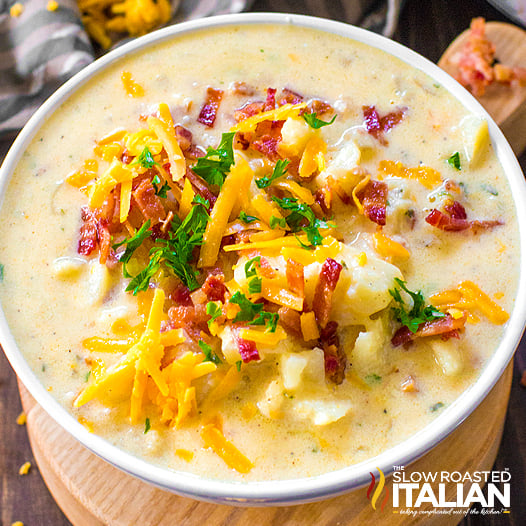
xmin=1 ymin=0 xmax=525 ymax=524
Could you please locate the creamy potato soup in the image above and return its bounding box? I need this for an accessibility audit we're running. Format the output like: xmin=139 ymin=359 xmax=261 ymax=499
xmin=0 ymin=24 xmax=519 ymax=481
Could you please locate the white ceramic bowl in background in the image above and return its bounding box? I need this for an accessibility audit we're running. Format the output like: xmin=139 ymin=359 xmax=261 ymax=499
xmin=1 ymin=13 xmax=526 ymax=506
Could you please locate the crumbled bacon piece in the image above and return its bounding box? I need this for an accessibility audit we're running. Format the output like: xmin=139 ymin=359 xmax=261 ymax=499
xmin=363 ymin=105 xmax=405 ymax=144
xmin=306 ymin=99 xmax=333 ymax=116
xmin=263 ymin=87 xmax=277 ymax=111
xmin=391 ymin=313 xmax=467 ymax=347
xmin=174 ymin=125 xmax=193 ymax=152
xmin=470 ymin=219 xmax=504 ymax=234
xmin=312 ymin=258 xmax=342 ymax=329
xmin=234 ymin=101 xmax=265 ymax=122
xmin=235 ymin=333 xmax=260 ymax=363
xmin=315 ymin=186 xmax=332 ymax=215
xmin=356 ymin=180 xmax=388 ymax=226
xmin=97 ymin=218 xmax=112 ymax=265
xmin=230 ymin=81 xmax=256 ymax=96
xmin=197 ymin=87 xmax=224 ymax=128
xmin=78 ymin=207 xmax=98 ymax=256
xmin=277 ymin=307 xmax=302 ymax=339
xmin=186 ymin=169 xmax=217 ymax=207
xmin=132 ymin=178 xmax=166 ymax=225
xmin=286 ymin=258 xmax=305 ymax=298
xmin=426 ymin=201 xmax=503 ymax=233
xmin=170 ymin=283 xmax=194 ymax=306
xmin=277 ymin=87 xmax=303 ymax=106
xmin=251 ymin=120 xmax=284 ymax=161
xmin=202 ymin=273 xmax=226 ymax=302
xmin=319 ymin=321 xmax=346 ymax=384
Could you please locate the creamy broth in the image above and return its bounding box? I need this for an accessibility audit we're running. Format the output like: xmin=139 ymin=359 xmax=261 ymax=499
xmin=0 ymin=24 xmax=519 ymax=481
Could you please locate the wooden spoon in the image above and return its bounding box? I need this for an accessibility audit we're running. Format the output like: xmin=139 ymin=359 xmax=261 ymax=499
xmin=439 ymin=21 xmax=526 ymax=155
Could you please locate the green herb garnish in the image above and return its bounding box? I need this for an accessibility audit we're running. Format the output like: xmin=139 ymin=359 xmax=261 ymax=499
xmin=236 ymin=360 xmax=242 ymax=371
xmin=144 ymin=417 xmax=151 ymax=434
xmin=198 ymin=340 xmax=222 ymax=364
xmin=302 ymin=112 xmax=337 ymax=129
xmin=0 ymin=263 xmax=4 ymax=282
xmin=269 ymin=215 xmax=287 ymax=229
xmin=447 ymin=152 xmax=461 ymax=171
xmin=389 ymin=278 xmax=445 ymax=333
xmin=132 ymin=146 xmax=158 ymax=169
xmin=113 ymin=220 xmax=152 ymax=278
xmin=239 ymin=211 xmax=258 ymax=224
xmin=255 ymin=159 xmax=290 ymax=189
xmin=229 ymin=291 xmax=278 ymax=332
xmin=365 ymin=373 xmax=382 ymax=384
xmin=206 ymin=301 xmax=222 ymax=327
xmin=481 ymin=183 xmax=498 ymax=196
xmin=192 ymin=132 xmax=235 ymax=188
xmin=126 ymin=197 xmax=210 ymax=294
xmin=271 ymin=196 xmax=330 ymax=246
xmin=248 ymin=276 xmax=262 ymax=294
xmin=152 ymin=174 xmax=170 ymax=198
xmin=84 ymin=370 xmax=91 ymax=382
xmin=430 ymin=402 xmax=445 ymax=413
xmin=244 ymin=256 xmax=261 ymax=277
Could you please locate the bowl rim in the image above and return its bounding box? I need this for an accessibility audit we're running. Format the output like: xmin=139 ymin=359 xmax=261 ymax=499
xmin=1 ymin=12 xmax=526 ymax=506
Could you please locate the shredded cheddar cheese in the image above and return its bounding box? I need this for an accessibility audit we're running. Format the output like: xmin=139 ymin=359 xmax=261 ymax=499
xmin=9 ymin=3 xmax=24 ymax=17
xmin=16 ymin=412 xmax=27 ymax=425
xmin=230 ymin=102 xmax=307 ymax=133
xmin=18 ymin=462 xmax=31 ymax=476
xmin=200 ymin=424 xmax=253 ymax=473
xmin=378 ymin=160 xmax=442 ymax=189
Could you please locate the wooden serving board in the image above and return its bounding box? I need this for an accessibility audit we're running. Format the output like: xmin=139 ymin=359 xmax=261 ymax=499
xmin=438 ymin=21 xmax=526 ymax=155
xmin=18 ymin=361 xmax=513 ymax=526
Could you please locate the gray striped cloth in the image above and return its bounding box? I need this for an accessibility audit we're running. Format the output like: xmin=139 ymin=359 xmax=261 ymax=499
xmin=0 ymin=0 xmax=401 ymax=143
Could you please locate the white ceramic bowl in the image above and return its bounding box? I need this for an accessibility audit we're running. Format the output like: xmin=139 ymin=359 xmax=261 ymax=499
xmin=1 ymin=13 xmax=526 ymax=506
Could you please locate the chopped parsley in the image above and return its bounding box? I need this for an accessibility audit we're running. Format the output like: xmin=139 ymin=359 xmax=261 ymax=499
xmin=0 ymin=263 xmax=4 ymax=282
xmin=271 ymin=196 xmax=331 ymax=246
xmin=113 ymin=220 xmax=152 ymax=279
xmin=144 ymin=417 xmax=151 ymax=434
xmin=302 ymin=112 xmax=337 ymax=129
xmin=152 ymin=174 xmax=170 ymax=198
xmin=248 ymin=276 xmax=262 ymax=294
xmin=229 ymin=291 xmax=278 ymax=332
xmin=244 ymin=256 xmax=261 ymax=277
xmin=239 ymin=211 xmax=258 ymax=224
xmin=255 ymin=159 xmax=290 ymax=189
xmin=365 ymin=373 xmax=382 ymax=384
xmin=447 ymin=152 xmax=461 ymax=170
xmin=126 ymin=196 xmax=210 ymax=294
xmin=236 ymin=360 xmax=242 ymax=371
xmin=481 ymin=183 xmax=498 ymax=196
xmin=389 ymin=278 xmax=444 ymax=333
xmin=206 ymin=301 xmax=222 ymax=327
xmin=191 ymin=132 xmax=235 ymax=188
xmin=132 ymin=146 xmax=158 ymax=169
xmin=84 ymin=370 xmax=91 ymax=382
xmin=198 ymin=340 xmax=222 ymax=364
xmin=269 ymin=215 xmax=287 ymax=229
xmin=430 ymin=402 xmax=445 ymax=413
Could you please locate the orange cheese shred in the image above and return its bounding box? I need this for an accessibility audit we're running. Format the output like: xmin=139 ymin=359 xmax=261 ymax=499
xmin=200 ymin=424 xmax=253 ymax=473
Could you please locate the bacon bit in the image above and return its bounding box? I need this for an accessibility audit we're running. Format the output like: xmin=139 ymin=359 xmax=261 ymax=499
xmin=286 ymin=258 xmax=305 ymax=298
xmin=256 ymin=257 xmax=276 ymax=279
xmin=315 ymin=186 xmax=333 ymax=215
xmin=174 ymin=125 xmax=193 ymax=152
xmin=251 ymin=120 xmax=285 ymax=161
xmin=234 ymin=101 xmax=265 ymax=123
xmin=355 ymin=180 xmax=388 ymax=226
xmin=235 ymin=333 xmax=260 ymax=363
xmin=278 ymin=87 xmax=304 ymax=106
xmin=186 ymin=169 xmax=217 ymax=207
xmin=450 ymin=18 xmax=526 ymax=96
xmin=312 ymin=258 xmax=342 ymax=329
xmin=230 ymin=81 xmax=256 ymax=96
xmin=132 ymin=179 xmax=166 ymax=225
xmin=202 ymin=273 xmax=226 ymax=302
xmin=263 ymin=87 xmax=277 ymax=112
xmin=170 ymin=283 xmax=194 ymax=306
xmin=278 ymin=307 xmax=302 ymax=339
xmin=97 ymin=218 xmax=112 ymax=265
xmin=168 ymin=305 xmax=195 ymax=328
xmin=426 ymin=200 xmax=502 ymax=233
xmin=391 ymin=313 xmax=467 ymax=347
xmin=197 ymin=87 xmax=224 ymax=128
xmin=306 ymin=99 xmax=334 ymax=116
xmin=319 ymin=321 xmax=346 ymax=384
xmin=78 ymin=207 xmax=98 ymax=256
xmin=401 ymin=375 xmax=418 ymax=393
xmin=363 ymin=105 xmax=405 ymax=144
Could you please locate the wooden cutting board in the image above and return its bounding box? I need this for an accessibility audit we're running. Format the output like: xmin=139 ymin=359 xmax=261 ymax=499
xmin=438 ymin=21 xmax=526 ymax=155
xmin=18 ymin=361 xmax=513 ymax=526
